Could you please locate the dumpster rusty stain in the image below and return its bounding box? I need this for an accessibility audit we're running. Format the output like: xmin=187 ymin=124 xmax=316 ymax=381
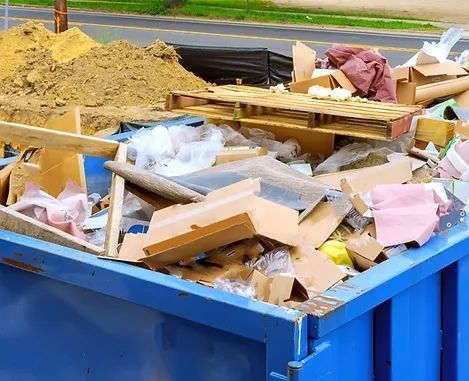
xmin=178 ymin=292 xmax=189 ymax=297
xmin=297 ymin=295 xmax=345 ymax=317
xmin=1 ymin=257 xmax=44 ymax=273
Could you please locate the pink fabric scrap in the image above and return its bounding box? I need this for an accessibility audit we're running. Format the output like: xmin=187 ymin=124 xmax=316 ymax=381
xmin=325 ymin=45 xmax=397 ymax=103
xmin=370 ymin=184 xmax=441 ymax=247
xmin=9 ymin=180 xmax=88 ymax=239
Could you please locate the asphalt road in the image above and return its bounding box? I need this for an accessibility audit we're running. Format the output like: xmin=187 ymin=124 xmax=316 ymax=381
xmin=1 ymin=6 xmax=469 ymax=66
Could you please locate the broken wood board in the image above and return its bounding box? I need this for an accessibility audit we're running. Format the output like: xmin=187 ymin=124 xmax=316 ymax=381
xmin=167 ymin=85 xmax=424 ymax=140
xmin=0 ymin=205 xmax=102 ymax=255
xmin=104 ymin=161 xmax=206 ymax=204
xmin=9 ymin=108 xmax=87 ymax=199
xmin=104 ymin=143 xmax=127 ymax=258
xmin=0 ymin=120 xmax=119 ymax=158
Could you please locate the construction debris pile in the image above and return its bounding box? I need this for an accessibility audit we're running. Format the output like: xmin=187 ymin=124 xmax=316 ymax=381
xmin=0 ymin=23 xmax=206 ymax=134
xmin=0 ymin=24 xmax=468 ymax=309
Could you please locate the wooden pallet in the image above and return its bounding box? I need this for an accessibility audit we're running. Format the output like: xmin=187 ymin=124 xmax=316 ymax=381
xmin=167 ymin=85 xmax=424 ymax=140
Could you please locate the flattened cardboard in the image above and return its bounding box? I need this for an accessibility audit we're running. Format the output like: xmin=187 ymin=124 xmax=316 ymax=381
xmin=291 ymin=245 xmax=345 ymax=294
xmin=215 ymin=147 xmax=268 ymax=166
xmin=338 ymin=158 xmax=413 ymax=195
xmin=289 ymin=70 xmax=357 ymax=94
xmin=411 ymin=62 xmax=467 ymax=86
xmin=292 ymin=41 xmax=316 ymax=82
xmin=396 ymin=82 xmax=417 ymax=105
xmin=392 ymin=66 xmax=410 ymax=82
xmin=298 ymin=202 xmax=346 ymax=248
xmin=346 ymin=234 xmax=384 ymax=270
xmin=141 ymin=179 xmax=298 ymax=268
xmin=268 ymin=274 xmax=295 ymax=306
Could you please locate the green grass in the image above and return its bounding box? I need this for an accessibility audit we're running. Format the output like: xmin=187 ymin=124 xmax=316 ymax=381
xmin=9 ymin=0 xmax=438 ymax=31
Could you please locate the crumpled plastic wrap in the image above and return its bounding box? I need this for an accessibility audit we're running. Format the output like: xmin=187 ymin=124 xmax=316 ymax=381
xmin=214 ymin=278 xmax=256 ymax=298
xmin=248 ymin=247 xmax=295 ymax=277
xmin=127 ymin=124 xmax=225 ymax=176
xmin=9 ymin=180 xmax=88 ymax=239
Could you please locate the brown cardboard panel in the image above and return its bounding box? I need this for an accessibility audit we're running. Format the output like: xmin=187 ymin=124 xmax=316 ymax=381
xmin=0 ymin=162 xmax=14 ymax=206
xmin=215 ymin=147 xmax=268 ymax=166
xmin=338 ymin=158 xmax=413 ymax=194
xmin=330 ymin=70 xmax=358 ymax=93
xmin=291 ymin=245 xmax=345 ymax=293
xmin=241 ymin=122 xmax=335 ymax=157
xmin=115 ymin=233 xmax=146 ymax=263
xmin=298 ymin=202 xmax=346 ymax=248
xmin=289 ymin=76 xmax=331 ymax=94
xmin=392 ymin=66 xmax=410 ymax=81
xmin=413 ymin=62 xmax=468 ymax=78
xmin=240 ymin=268 xmax=270 ymax=301
xmin=346 ymin=234 xmax=384 ymax=271
xmin=292 ymin=41 xmax=316 ymax=82
xmin=396 ymin=82 xmax=417 ymax=105
xmin=141 ymin=179 xmax=298 ymax=268
xmin=268 ymin=274 xmax=295 ymax=306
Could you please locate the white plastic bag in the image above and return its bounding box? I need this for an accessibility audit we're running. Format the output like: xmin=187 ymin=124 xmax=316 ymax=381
xmin=421 ymin=28 xmax=464 ymax=63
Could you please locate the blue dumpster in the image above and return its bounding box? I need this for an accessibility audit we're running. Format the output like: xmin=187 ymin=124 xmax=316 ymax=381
xmin=1 ymin=117 xmax=468 ymax=381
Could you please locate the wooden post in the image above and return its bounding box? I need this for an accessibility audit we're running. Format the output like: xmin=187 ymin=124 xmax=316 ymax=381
xmin=54 ymin=0 xmax=68 ymax=33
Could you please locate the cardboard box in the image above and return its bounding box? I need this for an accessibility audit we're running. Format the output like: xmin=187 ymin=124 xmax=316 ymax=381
xmin=215 ymin=146 xmax=268 ymax=166
xmin=289 ymin=69 xmax=357 ymax=94
xmin=346 ymin=234 xmax=385 ymax=270
xmin=415 ymin=117 xmax=457 ymax=147
xmin=141 ymin=179 xmax=299 ymax=268
xmin=394 ymin=62 xmax=469 ymax=104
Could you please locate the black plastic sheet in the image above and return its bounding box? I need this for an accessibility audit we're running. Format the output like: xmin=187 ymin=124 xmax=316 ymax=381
xmin=172 ymin=44 xmax=292 ymax=85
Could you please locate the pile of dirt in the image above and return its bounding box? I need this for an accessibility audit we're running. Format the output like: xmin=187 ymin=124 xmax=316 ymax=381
xmin=1 ymin=24 xmax=207 ymax=108
xmin=0 ymin=22 xmax=99 ymax=81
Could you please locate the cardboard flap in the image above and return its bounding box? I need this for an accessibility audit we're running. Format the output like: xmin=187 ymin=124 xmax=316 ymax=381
xmin=331 ymin=70 xmax=358 ymax=92
xmin=289 ymin=77 xmax=331 ymax=94
xmin=396 ymin=81 xmax=417 ymax=105
xmin=392 ymin=66 xmax=410 ymax=81
xmin=113 ymin=233 xmax=146 ymax=263
xmin=346 ymin=234 xmax=384 ymax=261
xmin=292 ymin=245 xmax=345 ymax=293
xmin=413 ymin=62 xmax=468 ymax=77
xmin=292 ymin=41 xmax=316 ymax=82
xmin=268 ymin=274 xmax=295 ymax=306
xmin=298 ymin=202 xmax=346 ymax=248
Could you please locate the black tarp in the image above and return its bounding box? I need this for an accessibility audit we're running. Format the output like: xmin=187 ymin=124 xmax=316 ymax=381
xmin=172 ymin=44 xmax=292 ymax=85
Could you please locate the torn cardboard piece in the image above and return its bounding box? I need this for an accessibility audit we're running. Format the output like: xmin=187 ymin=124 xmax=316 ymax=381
xmin=215 ymin=146 xmax=268 ymax=166
xmin=346 ymin=234 xmax=385 ymax=270
xmin=289 ymin=69 xmax=357 ymax=94
xmin=316 ymin=158 xmax=413 ymax=194
xmin=298 ymin=202 xmax=346 ymax=248
xmin=141 ymin=179 xmax=299 ymax=269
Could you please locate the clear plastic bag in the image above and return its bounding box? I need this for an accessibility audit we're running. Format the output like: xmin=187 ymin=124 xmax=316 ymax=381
xmin=421 ymin=28 xmax=464 ymax=63
xmin=248 ymin=247 xmax=295 ymax=277
xmin=213 ymin=278 xmax=256 ymax=298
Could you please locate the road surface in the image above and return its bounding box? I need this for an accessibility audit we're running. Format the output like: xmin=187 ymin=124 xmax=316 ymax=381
xmin=1 ymin=6 xmax=468 ymax=66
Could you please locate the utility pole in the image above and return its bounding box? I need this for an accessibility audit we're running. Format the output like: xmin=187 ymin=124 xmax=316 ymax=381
xmin=54 ymin=0 xmax=68 ymax=33
xmin=4 ymin=0 xmax=8 ymax=30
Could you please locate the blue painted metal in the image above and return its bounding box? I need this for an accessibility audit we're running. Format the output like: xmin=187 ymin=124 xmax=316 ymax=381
xmin=1 ymin=115 xmax=469 ymax=379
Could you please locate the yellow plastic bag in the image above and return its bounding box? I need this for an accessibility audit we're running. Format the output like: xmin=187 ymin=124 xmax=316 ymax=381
xmin=318 ymin=240 xmax=354 ymax=267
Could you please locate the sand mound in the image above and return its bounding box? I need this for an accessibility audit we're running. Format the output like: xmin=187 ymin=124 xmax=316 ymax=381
xmin=2 ymin=38 xmax=207 ymax=107
xmin=0 ymin=22 xmax=99 ymax=80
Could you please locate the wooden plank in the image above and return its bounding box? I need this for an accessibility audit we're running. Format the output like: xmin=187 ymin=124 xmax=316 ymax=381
xmin=0 ymin=205 xmax=103 ymax=255
xmin=103 ymin=161 xmax=206 ymax=204
xmin=29 ymin=108 xmax=87 ymax=197
xmin=0 ymin=120 xmax=119 ymax=159
xmin=104 ymin=143 xmax=127 ymax=258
